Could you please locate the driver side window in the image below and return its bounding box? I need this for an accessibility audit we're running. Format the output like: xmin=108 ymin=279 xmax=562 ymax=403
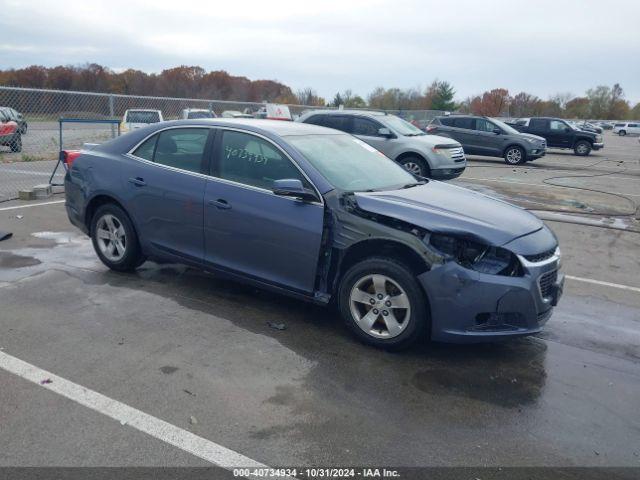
xmin=475 ymin=119 xmax=497 ymax=132
xmin=550 ymin=120 xmax=566 ymax=132
xmin=352 ymin=117 xmax=384 ymax=137
xmin=216 ymin=131 xmax=310 ymax=190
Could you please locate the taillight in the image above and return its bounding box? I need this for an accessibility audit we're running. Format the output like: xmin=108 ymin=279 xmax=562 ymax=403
xmin=426 ymin=125 xmax=437 ymax=132
xmin=62 ymin=150 xmax=82 ymax=169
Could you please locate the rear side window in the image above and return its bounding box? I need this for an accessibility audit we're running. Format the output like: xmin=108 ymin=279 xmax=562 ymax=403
xmin=628 ymin=123 xmax=638 ymax=128
xmin=216 ymin=131 xmax=309 ymax=190
xmin=133 ymin=128 xmax=209 ymax=173
xmin=323 ymin=115 xmax=351 ymax=133
xmin=530 ymin=118 xmax=547 ymax=130
xmin=614 ymin=123 xmax=626 ymax=127
xmin=438 ymin=117 xmax=453 ymax=126
xmin=452 ymin=118 xmax=474 ymax=130
xmin=304 ymin=115 xmax=326 ymax=126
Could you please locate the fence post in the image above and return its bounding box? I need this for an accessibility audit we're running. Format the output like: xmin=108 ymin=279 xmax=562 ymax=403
xmin=108 ymin=94 xmax=115 ymax=137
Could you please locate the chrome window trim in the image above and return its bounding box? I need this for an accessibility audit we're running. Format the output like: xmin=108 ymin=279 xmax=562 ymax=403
xmin=125 ymin=124 xmax=324 ymax=206
xmin=211 ymin=126 xmax=324 ymax=206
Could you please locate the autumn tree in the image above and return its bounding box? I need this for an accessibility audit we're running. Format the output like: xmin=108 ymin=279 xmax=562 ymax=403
xmin=469 ymin=88 xmax=511 ymax=116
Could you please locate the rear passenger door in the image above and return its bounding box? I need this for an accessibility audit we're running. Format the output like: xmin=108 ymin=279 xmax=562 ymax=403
xmin=123 ymin=127 xmax=213 ymax=262
xmin=473 ymin=118 xmax=504 ymax=156
xmin=449 ymin=117 xmax=479 ymax=154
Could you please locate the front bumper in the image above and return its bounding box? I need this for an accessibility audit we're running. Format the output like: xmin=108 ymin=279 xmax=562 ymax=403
xmin=431 ymin=166 xmax=465 ymax=180
xmin=418 ymin=251 xmax=563 ymax=343
xmin=592 ymin=142 xmax=604 ymax=150
xmin=526 ymin=146 xmax=546 ymax=158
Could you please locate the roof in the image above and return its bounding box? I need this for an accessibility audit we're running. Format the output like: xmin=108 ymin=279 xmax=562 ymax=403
xmin=134 ymin=118 xmax=341 ymax=136
xmin=304 ymin=109 xmax=387 ymax=117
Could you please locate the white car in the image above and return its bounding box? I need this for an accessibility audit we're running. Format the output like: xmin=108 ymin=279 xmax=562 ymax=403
xmin=181 ymin=108 xmax=216 ymax=120
xmin=613 ymin=122 xmax=640 ymax=136
xmin=121 ymin=109 xmax=163 ymax=132
xmin=221 ymin=110 xmax=253 ymax=118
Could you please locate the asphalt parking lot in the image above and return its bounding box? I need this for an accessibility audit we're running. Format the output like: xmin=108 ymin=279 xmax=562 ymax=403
xmin=0 ymin=132 xmax=639 ymax=472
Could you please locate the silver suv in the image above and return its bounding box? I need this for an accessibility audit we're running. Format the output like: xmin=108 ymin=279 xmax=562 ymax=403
xmin=297 ymin=110 xmax=466 ymax=179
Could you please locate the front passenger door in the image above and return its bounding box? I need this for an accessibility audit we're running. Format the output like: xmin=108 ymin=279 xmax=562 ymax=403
xmin=473 ymin=118 xmax=504 ymax=156
xmin=204 ymin=130 xmax=324 ymax=293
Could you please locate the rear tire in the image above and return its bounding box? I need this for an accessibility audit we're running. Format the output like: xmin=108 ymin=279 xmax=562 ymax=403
xmin=338 ymin=257 xmax=429 ymax=350
xmin=9 ymin=134 xmax=21 ymax=152
xmin=618 ymin=130 xmax=627 ymax=136
xmin=504 ymin=146 xmax=526 ymax=165
xmin=90 ymin=203 xmax=142 ymax=272
xmin=574 ymin=140 xmax=592 ymax=156
xmin=398 ymin=156 xmax=430 ymax=178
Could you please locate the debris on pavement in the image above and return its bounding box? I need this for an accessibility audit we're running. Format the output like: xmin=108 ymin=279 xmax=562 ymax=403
xmin=267 ymin=321 xmax=287 ymax=331
xmin=40 ymin=378 xmax=52 ymax=385
xmin=189 ymin=415 xmax=198 ymax=426
xmin=0 ymin=231 xmax=12 ymax=241
xmin=183 ymin=389 xmax=196 ymax=397
xmin=16 ymin=215 xmax=23 ymax=219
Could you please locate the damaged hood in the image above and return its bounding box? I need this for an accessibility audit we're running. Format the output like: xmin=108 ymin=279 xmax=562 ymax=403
xmin=354 ymin=181 xmax=544 ymax=246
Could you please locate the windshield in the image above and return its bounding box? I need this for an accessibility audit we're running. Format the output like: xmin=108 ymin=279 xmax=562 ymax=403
xmin=126 ymin=111 xmax=160 ymax=123
xmin=187 ymin=111 xmax=214 ymax=119
xmin=381 ymin=115 xmax=425 ymax=136
xmin=286 ymin=134 xmax=417 ymax=192
xmin=491 ymin=118 xmax=520 ymax=135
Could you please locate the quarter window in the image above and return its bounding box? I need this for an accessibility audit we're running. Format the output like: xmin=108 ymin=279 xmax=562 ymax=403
xmin=322 ymin=115 xmax=350 ymax=133
xmin=452 ymin=118 xmax=474 ymax=130
xmin=217 ymin=131 xmax=309 ymax=190
xmin=133 ymin=136 xmax=157 ymax=161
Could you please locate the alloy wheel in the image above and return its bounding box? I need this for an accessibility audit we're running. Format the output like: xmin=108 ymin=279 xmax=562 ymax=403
xmin=95 ymin=214 xmax=127 ymax=262
xmin=349 ymin=274 xmax=411 ymax=339
xmin=505 ymin=148 xmax=522 ymax=164
xmin=403 ymin=162 xmax=422 ymax=176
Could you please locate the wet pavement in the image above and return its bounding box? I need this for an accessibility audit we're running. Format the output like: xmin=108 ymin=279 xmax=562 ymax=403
xmin=0 ymin=200 xmax=639 ymax=468
xmin=0 ymin=133 xmax=639 ymax=468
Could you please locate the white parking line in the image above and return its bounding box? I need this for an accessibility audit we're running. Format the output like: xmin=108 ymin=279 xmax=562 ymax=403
xmin=0 ymin=200 xmax=65 ymax=211
xmin=566 ymin=275 xmax=640 ymax=293
xmin=0 ymin=169 xmax=52 ymax=176
xmin=460 ymin=177 xmax=640 ymax=197
xmin=0 ymin=350 xmax=267 ymax=472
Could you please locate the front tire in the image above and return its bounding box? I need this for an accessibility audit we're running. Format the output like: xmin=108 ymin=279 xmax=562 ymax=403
xmin=398 ymin=156 xmax=430 ymax=178
xmin=338 ymin=257 xmax=429 ymax=350
xmin=90 ymin=203 xmax=142 ymax=272
xmin=618 ymin=130 xmax=627 ymax=136
xmin=504 ymin=146 xmax=526 ymax=165
xmin=574 ymin=140 xmax=592 ymax=156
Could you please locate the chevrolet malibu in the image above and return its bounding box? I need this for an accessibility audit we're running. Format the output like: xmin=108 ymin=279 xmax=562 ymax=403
xmin=64 ymin=119 xmax=564 ymax=350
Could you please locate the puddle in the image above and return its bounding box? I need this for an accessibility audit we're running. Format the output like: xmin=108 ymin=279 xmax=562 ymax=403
xmin=0 ymin=252 xmax=42 ymax=269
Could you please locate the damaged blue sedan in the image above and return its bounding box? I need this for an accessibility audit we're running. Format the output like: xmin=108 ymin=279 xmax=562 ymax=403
xmin=64 ymin=119 xmax=564 ymax=350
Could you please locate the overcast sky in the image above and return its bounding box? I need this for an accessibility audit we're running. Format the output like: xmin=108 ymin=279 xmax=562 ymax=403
xmin=1 ymin=0 xmax=639 ymax=103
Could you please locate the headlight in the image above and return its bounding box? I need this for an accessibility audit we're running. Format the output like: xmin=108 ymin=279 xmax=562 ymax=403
xmin=431 ymin=146 xmax=453 ymax=158
xmin=428 ymin=233 xmax=522 ymax=276
xmin=596 ymin=135 xmax=603 ymax=142
xmin=525 ymin=137 xmax=538 ymax=143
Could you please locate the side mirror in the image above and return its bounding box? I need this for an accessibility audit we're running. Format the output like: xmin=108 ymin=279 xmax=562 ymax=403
xmin=273 ymin=178 xmax=318 ymax=202
xmin=493 ymin=128 xmax=502 ymax=135
xmin=378 ymin=127 xmax=393 ymax=138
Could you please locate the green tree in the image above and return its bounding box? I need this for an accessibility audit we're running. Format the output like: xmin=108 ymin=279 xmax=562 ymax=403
xmin=430 ymin=81 xmax=456 ymax=111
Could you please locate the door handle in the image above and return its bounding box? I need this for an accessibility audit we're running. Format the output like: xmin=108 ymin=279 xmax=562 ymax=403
xmin=209 ymin=198 xmax=231 ymax=210
xmin=128 ymin=177 xmax=146 ymax=187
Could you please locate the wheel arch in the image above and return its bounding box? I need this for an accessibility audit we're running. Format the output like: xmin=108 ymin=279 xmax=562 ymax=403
xmin=395 ymin=150 xmax=431 ymax=168
xmin=330 ymin=238 xmax=431 ymax=296
xmin=84 ymin=194 xmax=133 ymax=232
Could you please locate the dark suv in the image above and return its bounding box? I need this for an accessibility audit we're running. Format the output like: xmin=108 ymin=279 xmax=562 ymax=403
xmin=427 ymin=115 xmax=546 ymax=165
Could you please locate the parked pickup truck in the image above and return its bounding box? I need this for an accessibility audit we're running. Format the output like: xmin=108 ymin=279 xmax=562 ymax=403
xmin=508 ymin=117 xmax=603 ymax=156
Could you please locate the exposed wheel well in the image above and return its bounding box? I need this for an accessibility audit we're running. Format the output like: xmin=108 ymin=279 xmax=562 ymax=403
xmin=395 ymin=151 xmax=430 ymax=169
xmin=330 ymin=239 xmax=430 ymax=295
xmin=84 ymin=195 xmax=128 ymax=230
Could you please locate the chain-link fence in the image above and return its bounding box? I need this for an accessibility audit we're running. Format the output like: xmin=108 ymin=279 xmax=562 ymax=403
xmin=0 ymin=86 xmax=442 ymax=202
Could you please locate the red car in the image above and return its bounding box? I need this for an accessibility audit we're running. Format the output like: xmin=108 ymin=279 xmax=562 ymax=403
xmin=0 ymin=110 xmax=22 ymax=152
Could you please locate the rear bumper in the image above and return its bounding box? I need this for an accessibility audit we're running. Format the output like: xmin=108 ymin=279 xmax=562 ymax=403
xmin=418 ymin=253 xmax=563 ymax=343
